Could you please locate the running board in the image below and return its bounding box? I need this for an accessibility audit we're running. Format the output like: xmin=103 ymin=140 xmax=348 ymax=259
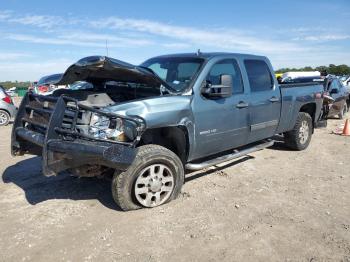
xmin=185 ymin=140 xmax=274 ymax=171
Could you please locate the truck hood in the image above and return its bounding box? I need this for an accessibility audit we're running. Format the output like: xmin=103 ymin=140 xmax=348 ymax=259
xmin=38 ymin=56 xmax=174 ymax=91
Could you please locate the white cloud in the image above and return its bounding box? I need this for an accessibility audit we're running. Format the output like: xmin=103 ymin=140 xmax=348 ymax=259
xmin=59 ymin=32 xmax=154 ymax=46
xmin=293 ymin=34 xmax=350 ymax=42
xmin=90 ymin=17 xmax=306 ymax=54
xmin=8 ymin=15 xmax=64 ymax=28
xmin=0 ymin=59 xmax=72 ymax=81
xmin=4 ymin=32 xmax=154 ymax=48
xmin=0 ymin=10 xmax=12 ymax=20
xmin=289 ymin=26 xmax=350 ymax=42
xmin=161 ymin=43 xmax=191 ymax=49
xmin=0 ymin=11 xmax=64 ymax=28
xmin=0 ymin=52 xmax=32 ymax=61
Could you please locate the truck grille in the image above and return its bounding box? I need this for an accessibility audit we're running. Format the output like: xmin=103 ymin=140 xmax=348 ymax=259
xmin=23 ymin=93 xmax=78 ymax=135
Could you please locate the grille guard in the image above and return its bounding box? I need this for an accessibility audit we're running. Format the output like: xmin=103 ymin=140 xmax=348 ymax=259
xmin=11 ymin=92 xmax=145 ymax=176
xmin=12 ymin=92 xmax=145 ymax=154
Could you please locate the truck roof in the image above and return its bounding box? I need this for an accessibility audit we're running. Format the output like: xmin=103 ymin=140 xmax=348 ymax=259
xmin=149 ymin=52 xmax=267 ymax=61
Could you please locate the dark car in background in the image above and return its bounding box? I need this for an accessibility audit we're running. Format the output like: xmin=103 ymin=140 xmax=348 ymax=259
xmin=281 ymin=75 xmax=349 ymax=120
xmin=324 ymin=76 xmax=349 ymax=119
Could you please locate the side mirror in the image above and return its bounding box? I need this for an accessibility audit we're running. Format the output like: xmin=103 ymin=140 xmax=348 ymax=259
xmin=330 ymin=88 xmax=339 ymax=94
xmin=202 ymin=74 xmax=233 ymax=98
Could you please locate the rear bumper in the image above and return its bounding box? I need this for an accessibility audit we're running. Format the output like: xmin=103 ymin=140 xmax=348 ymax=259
xmin=15 ymin=126 xmax=136 ymax=176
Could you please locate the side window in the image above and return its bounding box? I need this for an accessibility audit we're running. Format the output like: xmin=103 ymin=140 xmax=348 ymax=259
xmin=244 ymin=60 xmax=273 ymax=92
xmin=206 ymin=59 xmax=244 ymax=94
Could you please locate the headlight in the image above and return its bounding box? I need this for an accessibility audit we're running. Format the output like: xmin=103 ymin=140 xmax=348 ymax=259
xmin=89 ymin=113 xmax=127 ymax=141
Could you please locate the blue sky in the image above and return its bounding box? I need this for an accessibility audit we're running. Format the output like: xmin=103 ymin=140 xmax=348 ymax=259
xmin=1 ymin=0 xmax=349 ymax=81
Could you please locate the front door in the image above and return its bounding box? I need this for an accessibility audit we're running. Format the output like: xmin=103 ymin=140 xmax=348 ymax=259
xmin=192 ymin=59 xmax=250 ymax=159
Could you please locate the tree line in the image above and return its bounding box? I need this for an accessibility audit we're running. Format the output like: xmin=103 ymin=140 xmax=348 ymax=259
xmin=1 ymin=64 xmax=349 ymax=90
xmin=275 ymin=64 xmax=350 ymax=76
xmin=0 ymin=81 xmax=31 ymax=89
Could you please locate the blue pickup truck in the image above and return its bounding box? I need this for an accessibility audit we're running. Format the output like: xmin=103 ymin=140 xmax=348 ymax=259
xmin=11 ymin=52 xmax=326 ymax=210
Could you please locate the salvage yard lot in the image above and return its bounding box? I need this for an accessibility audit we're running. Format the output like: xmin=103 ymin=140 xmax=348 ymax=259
xmin=0 ymin=117 xmax=349 ymax=261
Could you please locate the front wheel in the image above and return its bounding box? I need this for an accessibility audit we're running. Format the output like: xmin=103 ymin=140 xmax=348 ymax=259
xmin=284 ymin=112 xmax=313 ymax=151
xmin=112 ymin=145 xmax=184 ymax=211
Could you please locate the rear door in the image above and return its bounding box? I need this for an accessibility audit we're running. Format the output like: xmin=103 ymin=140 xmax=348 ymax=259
xmin=243 ymin=59 xmax=281 ymax=143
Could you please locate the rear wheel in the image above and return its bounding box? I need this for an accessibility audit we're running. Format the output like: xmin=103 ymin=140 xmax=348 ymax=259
xmin=284 ymin=112 xmax=313 ymax=151
xmin=112 ymin=145 xmax=184 ymax=211
xmin=0 ymin=110 xmax=10 ymax=126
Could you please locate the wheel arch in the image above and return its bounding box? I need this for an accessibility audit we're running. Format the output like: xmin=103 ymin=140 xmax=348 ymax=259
xmin=299 ymin=103 xmax=316 ymax=130
xmin=139 ymin=126 xmax=190 ymax=164
xmin=0 ymin=108 xmax=11 ymax=117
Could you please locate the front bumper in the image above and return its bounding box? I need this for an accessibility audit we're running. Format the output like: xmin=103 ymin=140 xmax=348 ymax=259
xmin=15 ymin=127 xmax=136 ymax=176
xmin=11 ymin=93 xmax=143 ymax=176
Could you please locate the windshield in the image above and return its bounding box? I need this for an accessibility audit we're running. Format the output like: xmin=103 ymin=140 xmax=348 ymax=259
xmin=140 ymin=57 xmax=204 ymax=92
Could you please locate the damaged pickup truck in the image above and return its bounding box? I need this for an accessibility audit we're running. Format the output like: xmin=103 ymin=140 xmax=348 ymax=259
xmin=11 ymin=53 xmax=326 ymax=210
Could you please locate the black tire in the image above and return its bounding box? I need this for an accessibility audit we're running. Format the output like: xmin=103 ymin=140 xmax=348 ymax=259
xmin=339 ymin=103 xmax=347 ymax=119
xmin=284 ymin=112 xmax=313 ymax=151
xmin=0 ymin=110 xmax=10 ymax=126
xmin=112 ymin=145 xmax=184 ymax=211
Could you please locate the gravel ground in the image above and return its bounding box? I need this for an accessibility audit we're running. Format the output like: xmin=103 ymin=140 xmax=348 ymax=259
xmin=0 ymin=115 xmax=349 ymax=262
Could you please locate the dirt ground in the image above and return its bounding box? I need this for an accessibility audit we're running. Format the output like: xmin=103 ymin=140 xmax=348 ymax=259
xmin=0 ymin=115 xmax=349 ymax=262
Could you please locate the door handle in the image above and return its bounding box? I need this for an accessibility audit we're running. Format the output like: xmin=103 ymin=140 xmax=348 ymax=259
xmin=269 ymin=96 xmax=279 ymax=103
xmin=236 ymin=101 xmax=249 ymax=108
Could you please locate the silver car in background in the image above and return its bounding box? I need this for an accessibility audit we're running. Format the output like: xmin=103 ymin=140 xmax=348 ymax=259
xmin=0 ymin=86 xmax=18 ymax=126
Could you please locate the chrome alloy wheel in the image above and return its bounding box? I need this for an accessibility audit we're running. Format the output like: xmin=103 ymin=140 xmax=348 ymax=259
xmin=299 ymin=120 xmax=309 ymax=144
xmin=134 ymin=164 xmax=175 ymax=207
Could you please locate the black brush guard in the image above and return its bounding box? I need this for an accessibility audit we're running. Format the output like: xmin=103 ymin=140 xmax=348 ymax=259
xmin=11 ymin=93 xmax=145 ymax=176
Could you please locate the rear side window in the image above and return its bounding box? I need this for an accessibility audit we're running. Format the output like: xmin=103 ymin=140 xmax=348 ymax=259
xmin=336 ymin=79 xmax=343 ymax=89
xmin=329 ymin=79 xmax=339 ymax=91
xmin=244 ymin=60 xmax=273 ymax=92
xmin=207 ymin=59 xmax=244 ymax=94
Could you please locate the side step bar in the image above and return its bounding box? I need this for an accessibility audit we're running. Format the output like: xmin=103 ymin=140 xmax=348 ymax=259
xmin=185 ymin=140 xmax=274 ymax=171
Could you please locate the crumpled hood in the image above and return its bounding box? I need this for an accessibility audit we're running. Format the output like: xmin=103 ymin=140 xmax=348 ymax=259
xmin=38 ymin=56 xmax=170 ymax=89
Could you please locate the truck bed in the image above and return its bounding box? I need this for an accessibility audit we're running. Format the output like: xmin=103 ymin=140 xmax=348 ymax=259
xmin=277 ymin=82 xmax=324 ymax=134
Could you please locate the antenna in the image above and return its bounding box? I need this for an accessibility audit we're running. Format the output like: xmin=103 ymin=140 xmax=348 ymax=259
xmin=105 ymin=39 xmax=109 ymax=57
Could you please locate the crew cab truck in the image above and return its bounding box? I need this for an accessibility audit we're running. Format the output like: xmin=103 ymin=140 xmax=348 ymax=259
xmin=11 ymin=53 xmax=325 ymax=211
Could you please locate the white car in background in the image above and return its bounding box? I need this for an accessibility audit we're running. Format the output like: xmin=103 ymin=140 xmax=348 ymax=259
xmin=282 ymin=71 xmax=321 ymax=83
xmin=6 ymin=87 xmax=17 ymax=97
xmin=0 ymin=86 xmax=18 ymax=126
xmin=341 ymin=76 xmax=350 ymax=87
